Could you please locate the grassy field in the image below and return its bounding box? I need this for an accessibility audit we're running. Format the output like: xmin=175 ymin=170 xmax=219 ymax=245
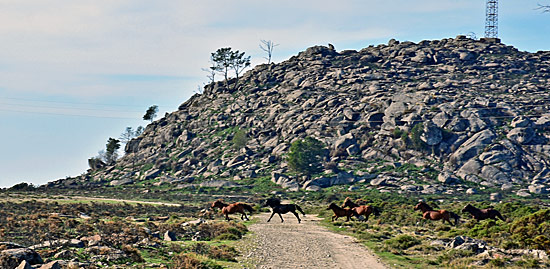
xmin=0 ymin=191 xmax=259 ymax=268
xmin=2 ymin=183 xmax=550 ymax=268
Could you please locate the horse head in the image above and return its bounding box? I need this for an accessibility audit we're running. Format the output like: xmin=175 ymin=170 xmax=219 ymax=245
xmin=264 ymin=198 xmax=281 ymax=208
xmin=327 ymin=203 xmax=337 ymax=210
xmin=211 ymin=199 xmax=224 ymax=208
xmin=342 ymin=197 xmax=353 ymax=207
xmin=462 ymin=204 xmax=473 ymax=213
xmin=414 ymin=202 xmax=433 ymax=212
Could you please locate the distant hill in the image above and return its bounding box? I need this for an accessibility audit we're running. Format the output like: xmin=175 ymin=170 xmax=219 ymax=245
xmin=48 ymin=36 xmax=550 ymax=199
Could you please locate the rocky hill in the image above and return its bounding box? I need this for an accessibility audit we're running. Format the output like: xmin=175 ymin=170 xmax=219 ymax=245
xmin=49 ymin=36 xmax=550 ymax=199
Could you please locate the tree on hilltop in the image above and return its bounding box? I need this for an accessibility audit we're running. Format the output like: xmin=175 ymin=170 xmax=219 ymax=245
xmin=104 ymin=138 xmax=121 ymax=165
xmin=120 ymin=127 xmax=135 ymax=144
xmin=143 ymin=105 xmax=158 ymax=123
xmin=260 ymin=40 xmax=279 ymax=64
xmin=211 ymin=47 xmax=251 ymax=90
xmin=135 ymin=126 xmax=145 ymax=136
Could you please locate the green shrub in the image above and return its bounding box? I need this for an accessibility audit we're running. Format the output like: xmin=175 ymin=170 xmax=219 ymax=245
xmin=392 ymin=127 xmax=405 ymax=139
xmin=172 ymin=253 xmax=222 ymax=269
xmin=510 ymin=209 xmax=550 ymax=251
xmin=436 ymin=249 xmax=475 ymax=264
xmin=408 ymin=123 xmax=427 ymax=151
xmin=287 ymin=137 xmax=326 ymax=176
xmin=214 ymin=233 xmax=240 ymax=241
xmin=232 ymin=128 xmax=247 ymax=149
xmin=384 ymin=234 xmax=421 ymax=250
xmin=197 ymin=222 xmax=247 ymax=241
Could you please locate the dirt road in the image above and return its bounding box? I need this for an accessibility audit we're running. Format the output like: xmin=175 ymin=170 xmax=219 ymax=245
xmin=236 ymin=212 xmax=387 ymax=269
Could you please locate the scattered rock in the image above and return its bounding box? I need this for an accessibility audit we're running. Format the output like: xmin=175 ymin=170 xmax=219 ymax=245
xmin=164 ymin=231 xmax=177 ymax=241
xmin=1 ymin=248 xmax=43 ymax=265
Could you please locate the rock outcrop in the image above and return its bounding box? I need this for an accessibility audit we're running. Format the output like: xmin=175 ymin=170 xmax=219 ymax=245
xmin=48 ymin=36 xmax=550 ymax=197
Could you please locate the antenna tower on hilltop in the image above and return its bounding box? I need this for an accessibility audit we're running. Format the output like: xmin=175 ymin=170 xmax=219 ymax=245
xmin=485 ymin=0 xmax=498 ymax=38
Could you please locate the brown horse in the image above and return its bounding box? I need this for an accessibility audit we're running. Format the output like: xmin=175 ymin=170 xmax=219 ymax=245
xmin=414 ymin=202 xmax=460 ymax=226
xmin=342 ymin=197 xmax=380 ymax=221
xmin=462 ymin=204 xmax=505 ymax=221
xmin=211 ymin=199 xmax=254 ymax=221
xmin=327 ymin=203 xmax=354 ymax=222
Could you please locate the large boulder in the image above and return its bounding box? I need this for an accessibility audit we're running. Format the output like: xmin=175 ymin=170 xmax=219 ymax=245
xmin=420 ymin=120 xmax=442 ymax=146
xmin=450 ymin=130 xmax=496 ymax=166
xmin=507 ymin=127 xmax=535 ymax=145
xmin=333 ymin=133 xmax=357 ymax=150
xmin=0 ymin=248 xmax=43 ymax=266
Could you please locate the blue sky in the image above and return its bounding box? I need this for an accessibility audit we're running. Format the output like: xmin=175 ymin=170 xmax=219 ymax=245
xmin=1 ymin=0 xmax=549 ymax=187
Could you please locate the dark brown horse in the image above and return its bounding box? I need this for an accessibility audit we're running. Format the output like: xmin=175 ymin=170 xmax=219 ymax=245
xmin=211 ymin=199 xmax=254 ymax=221
xmin=264 ymin=198 xmax=306 ymax=223
xmin=327 ymin=203 xmax=354 ymax=222
xmin=414 ymin=202 xmax=460 ymax=226
xmin=342 ymin=197 xmax=380 ymax=221
xmin=462 ymin=204 xmax=505 ymax=221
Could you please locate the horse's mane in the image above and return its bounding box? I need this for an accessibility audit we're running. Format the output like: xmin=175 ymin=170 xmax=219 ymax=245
xmin=267 ymin=198 xmax=281 ymax=205
xmin=417 ymin=201 xmax=434 ymax=211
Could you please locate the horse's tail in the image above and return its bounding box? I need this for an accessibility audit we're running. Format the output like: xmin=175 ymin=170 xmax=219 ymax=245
xmin=497 ymin=212 xmax=506 ymax=222
xmin=449 ymin=211 xmax=460 ymax=226
xmin=241 ymin=203 xmax=254 ymax=213
xmin=295 ymin=204 xmax=306 ymax=216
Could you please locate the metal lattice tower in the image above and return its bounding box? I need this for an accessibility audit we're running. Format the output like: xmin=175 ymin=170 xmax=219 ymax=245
xmin=485 ymin=0 xmax=498 ymax=38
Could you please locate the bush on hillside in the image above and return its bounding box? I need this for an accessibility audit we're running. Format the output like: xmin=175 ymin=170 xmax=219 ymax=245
xmin=287 ymin=137 xmax=326 ymax=176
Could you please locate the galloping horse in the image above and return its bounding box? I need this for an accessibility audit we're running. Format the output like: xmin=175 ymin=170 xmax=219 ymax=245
xmin=342 ymin=197 xmax=380 ymax=221
xmin=462 ymin=204 xmax=506 ymax=221
xmin=211 ymin=199 xmax=254 ymax=221
xmin=327 ymin=203 xmax=354 ymax=222
xmin=414 ymin=202 xmax=460 ymax=226
xmin=264 ymin=198 xmax=306 ymax=223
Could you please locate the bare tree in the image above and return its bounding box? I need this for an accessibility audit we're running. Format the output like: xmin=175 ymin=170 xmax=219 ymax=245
xmin=120 ymin=127 xmax=135 ymax=145
xmin=259 ymin=40 xmax=279 ymax=64
xmin=202 ymin=57 xmax=217 ymax=84
xmin=194 ymin=84 xmax=204 ymax=94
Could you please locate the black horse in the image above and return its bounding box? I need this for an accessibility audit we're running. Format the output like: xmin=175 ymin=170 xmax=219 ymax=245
xmin=263 ymin=198 xmax=306 ymax=223
xmin=462 ymin=204 xmax=506 ymax=221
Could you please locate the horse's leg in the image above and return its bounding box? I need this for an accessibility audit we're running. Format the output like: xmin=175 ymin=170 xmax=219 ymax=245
xmin=243 ymin=212 xmax=249 ymax=221
xmin=267 ymin=211 xmax=276 ymax=222
xmin=225 ymin=212 xmax=230 ymax=221
xmin=292 ymin=210 xmax=301 ymax=223
xmin=278 ymin=213 xmax=284 ymax=223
